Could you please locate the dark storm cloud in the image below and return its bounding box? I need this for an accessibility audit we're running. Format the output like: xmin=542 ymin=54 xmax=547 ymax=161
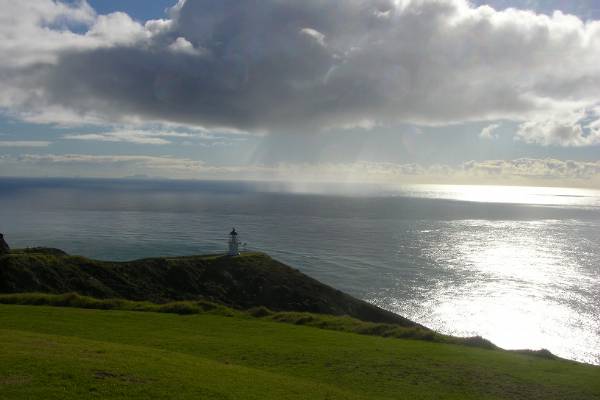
xmin=2 ymin=0 xmax=600 ymax=137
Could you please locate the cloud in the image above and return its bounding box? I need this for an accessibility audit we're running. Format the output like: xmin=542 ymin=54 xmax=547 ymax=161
xmin=1 ymin=0 xmax=600 ymax=143
xmin=167 ymin=37 xmax=204 ymax=55
xmin=63 ymin=133 xmax=170 ymax=145
xmin=4 ymin=153 xmax=600 ymax=187
xmin=299 ymin=28 xmax=326 ymax=47
xmin=19 ymin=153 xmax=202 ymax=167
xmin=0 ymin=141 xmax=51 ymax=147
xmin=0 ymin=1 xmax=144 ymax=68
xmin=515 ymin=108 xmax=600 ymax=146
xmin=472 ymin=1 xmax=600 ymax=20
xmin=461 ymin=158 xmax=600 ymax=181
xmin=480 ymin=123 xmax=501 ymax=139
xmin=62 ymin=129 xmax=190 ymax=145
xmin=276 ymin=159 xmax=600 ymax=184
xmin=85 ymin=12 xmax=149 ymax=46
xmin=61 ymin=127 xmax=242 ymax=145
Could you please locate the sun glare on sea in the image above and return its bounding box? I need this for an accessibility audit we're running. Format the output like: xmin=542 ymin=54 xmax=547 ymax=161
xmin=371 ymin=184 xmax=600 ymax=364
xmin=421 ymin=218 xmax=598 ymax=364
xmin=415 ymin=184 xmax=600 ymax=207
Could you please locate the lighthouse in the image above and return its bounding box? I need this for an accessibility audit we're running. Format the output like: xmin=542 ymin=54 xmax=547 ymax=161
xmin=228 ymin=228 xmax=240 ymax=256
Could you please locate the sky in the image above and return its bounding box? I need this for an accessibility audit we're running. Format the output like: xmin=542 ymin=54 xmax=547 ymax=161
xmin=1 ymin=0 xmax=600 ymax=187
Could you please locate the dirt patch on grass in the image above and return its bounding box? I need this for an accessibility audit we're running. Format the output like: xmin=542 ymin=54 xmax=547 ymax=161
xmin=0 ymin=375 xmax=32 ymax=385
xmin=93 ymin=370 xmax=151 ymax=384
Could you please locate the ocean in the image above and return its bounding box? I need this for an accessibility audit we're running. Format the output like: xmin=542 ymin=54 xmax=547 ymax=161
xmin=0 ymin=177 xmax=598 ymax=364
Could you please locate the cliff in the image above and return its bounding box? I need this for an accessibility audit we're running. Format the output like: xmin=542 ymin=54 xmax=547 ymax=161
xmin=0 ymin=248 xmax=416 ymax=326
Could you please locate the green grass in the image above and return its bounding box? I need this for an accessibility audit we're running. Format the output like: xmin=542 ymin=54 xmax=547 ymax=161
xmin=0 ymin=292 xmax=494 ymax=350
xmin=1 ymin=304 xmax=599 ymax=399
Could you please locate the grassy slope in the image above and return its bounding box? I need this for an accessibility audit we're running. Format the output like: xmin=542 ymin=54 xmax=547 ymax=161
xmin=0 ymin=292 xmax=488 ymax=348
xmin=1 ymin=305 xmax=599 ymax=400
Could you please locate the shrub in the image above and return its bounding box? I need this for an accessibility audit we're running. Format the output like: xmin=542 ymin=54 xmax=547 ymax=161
xmin=246 ymin=306 xmax=273 ymax=318
xmin=157 ymin=302 xmax=201 ymax=315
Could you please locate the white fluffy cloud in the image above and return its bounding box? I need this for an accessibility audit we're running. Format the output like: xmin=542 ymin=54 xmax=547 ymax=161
xmin=515 ymin=108 xmax=600 ymax=146
xmin=0 ymin=1 xmax=146 ymax=67
xmin=1 ymin=0 xmax=600 ymax=144
xmin=167 ymin=37 xmax=204 ymax=55
xmin=0 ymin=0 xmax=95 ymax=67
xmin=480 ymin=123 xmax=501 ymax=139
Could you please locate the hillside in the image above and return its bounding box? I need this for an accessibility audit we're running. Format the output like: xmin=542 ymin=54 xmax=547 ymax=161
xmin=0 ymin=248 xmax=414 ymax=326
xmin=1 ymin=304 xmax=599 ymax=400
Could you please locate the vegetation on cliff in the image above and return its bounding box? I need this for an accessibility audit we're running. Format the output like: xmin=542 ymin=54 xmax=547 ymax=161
xmin=0 ymin=248 xmax=414 ymax=325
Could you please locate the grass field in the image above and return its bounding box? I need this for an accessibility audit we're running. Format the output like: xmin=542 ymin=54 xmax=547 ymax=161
xmin=1 ymin=304 xmax=599 ymax=399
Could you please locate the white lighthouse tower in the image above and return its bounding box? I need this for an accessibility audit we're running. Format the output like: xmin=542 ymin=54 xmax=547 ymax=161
xmin=228 ymin=228 xmax=240 ymax=256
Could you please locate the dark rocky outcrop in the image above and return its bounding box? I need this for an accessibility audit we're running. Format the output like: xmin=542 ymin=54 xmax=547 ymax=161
xmin=0 ymin=234 xmax=9 ymax=255
xmin=0 ymin=249 xmax=419 ymax=327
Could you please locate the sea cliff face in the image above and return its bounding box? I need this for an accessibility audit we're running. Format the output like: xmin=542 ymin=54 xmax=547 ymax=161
xmin=0 ymin=248 xmax=416 ymax=326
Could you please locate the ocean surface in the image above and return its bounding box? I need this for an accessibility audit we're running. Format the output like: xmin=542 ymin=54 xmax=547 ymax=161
xmin=0 ymin=178 xmax=599 ymax=365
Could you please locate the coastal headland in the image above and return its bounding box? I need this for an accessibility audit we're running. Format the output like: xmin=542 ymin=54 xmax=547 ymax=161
xmin=1 ymin=248 xmax=599 ymax=399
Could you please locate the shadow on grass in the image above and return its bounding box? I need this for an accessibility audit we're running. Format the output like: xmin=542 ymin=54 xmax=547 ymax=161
xmin=0 ymin=292 xmax=237 ymax=317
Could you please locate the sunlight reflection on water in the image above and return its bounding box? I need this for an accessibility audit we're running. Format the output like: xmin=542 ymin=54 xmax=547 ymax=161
xmin=369 ymin=218 xmax=600 ymax=364
xmin=395 ymin=184 xmax=600 ymax=208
